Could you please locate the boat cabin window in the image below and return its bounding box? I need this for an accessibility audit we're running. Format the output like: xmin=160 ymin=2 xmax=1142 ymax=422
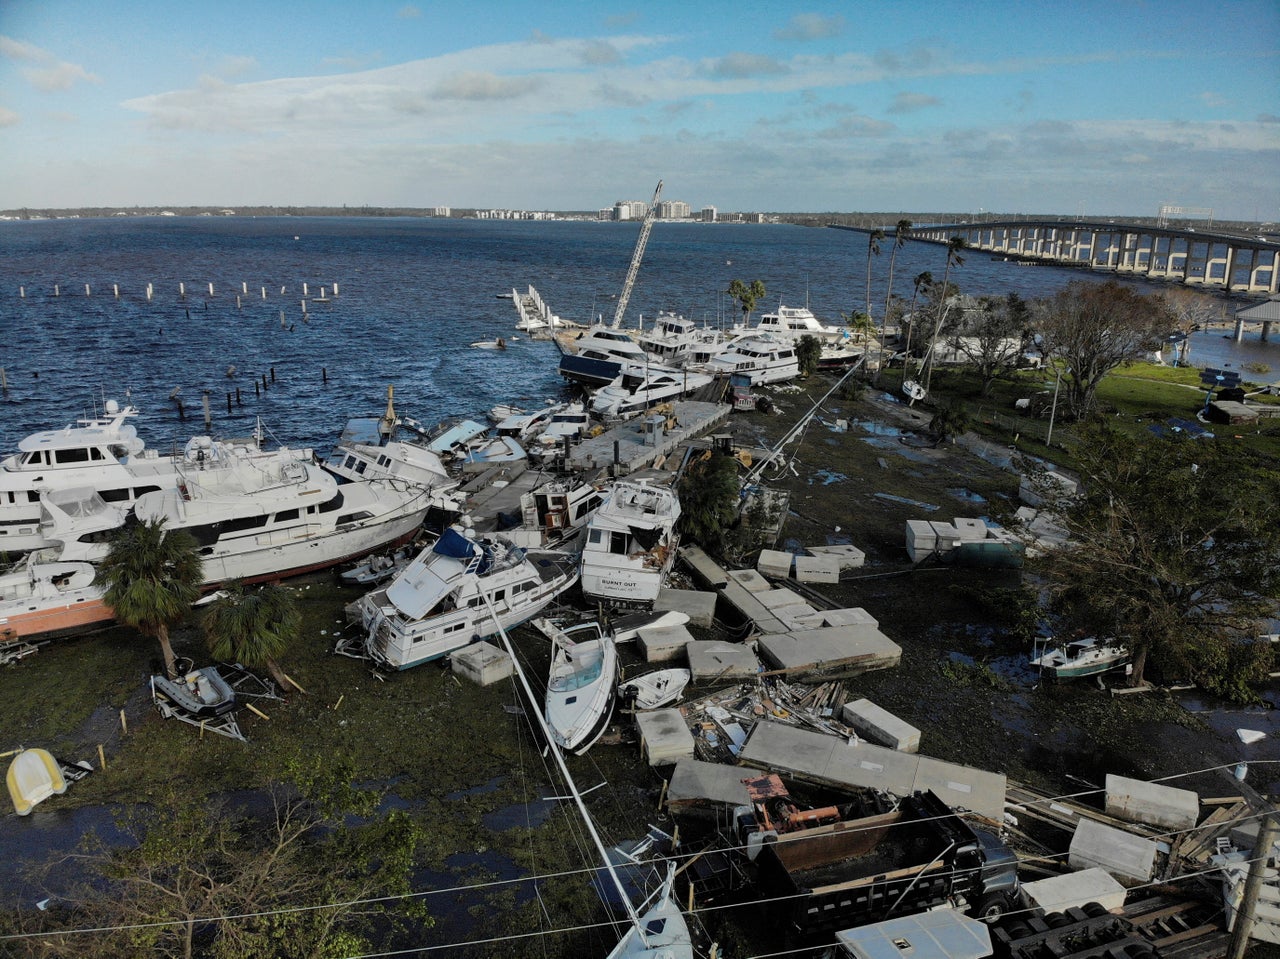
xmin=100 ymin=487 xmax=131 ymax=503
xmin=337 ymin=510 xmax=373 ymax=525
xmin=53 ymin=447 xmax=96 ymax=464
xmin=275 ymin=508 xmax=299 ymax=522
xmin=609 ymin=530 xmax=629 ymax=554
xmin=318 ymin=492 xmax=345 ymax=514
xmin=20 ymin=451 xmax=50 ymax=466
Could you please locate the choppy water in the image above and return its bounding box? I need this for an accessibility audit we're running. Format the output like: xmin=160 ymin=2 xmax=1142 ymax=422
xmin=4 ymin=216 xmax=1273 ymax=454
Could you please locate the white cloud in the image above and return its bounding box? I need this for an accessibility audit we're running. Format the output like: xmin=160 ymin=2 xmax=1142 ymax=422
xmin=0 ymin=34 xmax=99 ymax=91
xmin=397 ymin=4 xmax=421 ymax=19
xmin=0 ymin=105 xmax=19 ymax=127
xmin=888 ymin=91 xmax=941 ymax=114
xmin=774 ymin=13 xmax=845 ymax=41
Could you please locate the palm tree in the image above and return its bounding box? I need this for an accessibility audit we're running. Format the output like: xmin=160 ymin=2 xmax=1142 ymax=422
xmin=864 ymin=228 xmax=885 ymax=322
xmin=726 ymin=279 xmax=767 ymax=328
xmin=203 ymin=583 xmax=303 ymax=693
xmin=876 ymin=221 xmax=910 ymax=374
xmin=923 ymin=237 xmax=967 ymax=393
xmin=903 ymin=271 xmax=933 ymax=364
xmin=99 ymin=518 xmax=203 ymax=678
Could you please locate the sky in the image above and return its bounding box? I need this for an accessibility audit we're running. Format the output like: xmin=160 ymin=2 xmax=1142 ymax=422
xmin=1 ymin=0 xmax=1277 ymax=221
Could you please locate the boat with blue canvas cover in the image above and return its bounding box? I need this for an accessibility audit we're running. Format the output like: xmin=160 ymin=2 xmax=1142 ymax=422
xmin=344 ymin=526 xmax=579 ymax=670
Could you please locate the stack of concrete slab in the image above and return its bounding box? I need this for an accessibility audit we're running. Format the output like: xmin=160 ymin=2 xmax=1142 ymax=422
xmin=757 ymin=624 xmax=902 ymax=677
xmin=450 ymin=641 xmax=513 ymax=686
xmin=1068 ymin=819 xmax=1158 ymax=881
xmin=635 ymin=708 xmax=696 ymax=765
xmin=637 ymin=622 xmax=695 ymax=663
xmin=1104 ymin=774 xmax=1199 ymax=830
xmin=654 ymin=587 xmax=717 ymax=627
xmin=841 ymin=698 xmax=920 ymax=753
xmin=677 ymin=544 xmax=730 ymax=589
xmin=738 ymin=721 xmax=1006 ymax=820
xmin=793 ymin=607 xmax=879 ymax=629
xmin=794 ymin=553 xmax=840 ymax=584
xmin=1022 ymin=868 xmax=1126 ymax=914
xmin=664 ymin=758 xmax=754 ymax=813
xmin=686 ymin=640 xmax=761 ymax=682
xmin=905 ymin=517 xmax=1023 ymax=567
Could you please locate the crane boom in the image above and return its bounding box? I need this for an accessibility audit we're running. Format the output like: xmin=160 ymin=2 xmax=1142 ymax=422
xmin=611 ymin=179 xmax=663 ymax=329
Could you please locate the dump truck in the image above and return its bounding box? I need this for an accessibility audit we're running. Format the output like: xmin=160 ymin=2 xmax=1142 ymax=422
xmin=751 ymin=789 xmax=1019 ymax=939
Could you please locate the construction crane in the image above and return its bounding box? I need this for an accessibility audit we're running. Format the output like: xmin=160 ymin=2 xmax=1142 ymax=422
xmin=610 ymin=179 xmax=662 ymax=329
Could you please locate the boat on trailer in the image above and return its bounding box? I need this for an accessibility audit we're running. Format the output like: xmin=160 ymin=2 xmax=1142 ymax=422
xmin=150 ymin=665 xmax=247 ymax=741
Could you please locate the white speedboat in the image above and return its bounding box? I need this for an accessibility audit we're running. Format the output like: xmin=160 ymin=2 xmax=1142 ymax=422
xmin=580 ymin=480 xmax=681 ymax=605
xmin=1030 ymin=636 xmax=1131 ymax=681
xmin=618 ymin=668 xmax=691 ymax=710
xmin=0 ymin=398 xmax=299 ymax=555
xmin=590 ymin=366 xmax=713 ymax=420
xmin=698 ymin=334 xmax=800 ymax=384
xmin=349 ymin=527 xmax=580 ymax=670
xmin=536 ymin=617 xmax=618 ymax=755
xmin=494 ymin=404 xmax=558 ymax=442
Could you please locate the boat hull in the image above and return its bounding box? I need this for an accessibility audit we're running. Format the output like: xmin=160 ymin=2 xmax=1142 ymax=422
xmin=558 ymin=352 xmax=623 ymax=387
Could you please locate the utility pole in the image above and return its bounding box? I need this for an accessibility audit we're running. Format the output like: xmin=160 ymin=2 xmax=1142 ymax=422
xmin=1229 ymin=813 xmax=1278 ymax=959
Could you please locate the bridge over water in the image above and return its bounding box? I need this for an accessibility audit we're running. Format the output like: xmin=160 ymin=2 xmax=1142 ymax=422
xmin=845 ymin=220 xmax=1280 ymax=296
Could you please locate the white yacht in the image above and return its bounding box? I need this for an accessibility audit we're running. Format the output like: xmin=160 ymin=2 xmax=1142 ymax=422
xmin=580 ymin=480 xmax=681 ymax=605
xmin=347 ymin=526 xmax=580 ymax=670
xmin=590 ymin=366 xmax=713 ymax=420
xmin=0 ymin=556 xmax=108 ymax=642
xmin=0 ymin=399 xmax=293 ymax=555
xmin=698 ymin=334 xmax=800 ymax=384
xmin=557 ymin=325 xmax=650 ymax=387
xmin=749 ymin=304 xmax=866 ymax=370
xmin=529 ymin=402 xmax=591 ymax=460
xmin=538 ymin=617 xmax=619 ymax=755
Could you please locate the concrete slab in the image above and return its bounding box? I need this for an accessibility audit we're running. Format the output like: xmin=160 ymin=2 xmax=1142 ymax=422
xmin=1022 ymin=868 xmax=1127 ymax=914
xmin=774 ymin=603 xmax=820 ymax=630
xmin=1104 ymin=774 xmax=1199 ymax=831
xmin=686 ymin=640 xmax=761 ymax=683
xmin=842 ymin=698 xmax=921 ymax=753
xmin=636 ymin=708 xmax=696 ymax=765
xmin=637 ymin=623 xmax=695 ymax=663
xmin=654 ymin=588 xmax=717 ymax=628
xmin=720 ymin=580 xmax=785 ymax=634
xmin=757 ymin=549 xmax=793 ymax=578
xmin=757 ymin=625 xmax=902 ymax=677
xmin=727 ymin=568 xmax=772 ymax=593
xmin=795 ymin=554 xmax=841 ymax=584
xmin=806 ymin=544 xmax=866 ymax=569
xmin=793 ymin=607 xmax=880 ymax=629
xmin=450 ymin=641 xmax=513 ymax=686
xmin=1068 ymin=819 xmax=1158 ymax=881
xmin=665 ymin=758 xmax=754 ymax=811
xmin=678 ymin=545 xmax=730 ymax=589
xmin=757 ymin=587 xmax=806 ymax=610
xmin=906 ymin=519 xmax=937 ymax=563
xmin=738 ymin=721 xmax=1006 ymax=820
xmin=953 ymin=517 xmax=988 ymax=542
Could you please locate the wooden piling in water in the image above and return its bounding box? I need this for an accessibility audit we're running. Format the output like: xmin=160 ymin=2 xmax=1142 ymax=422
xmin=113 ymin=284 xmax=119 ymax=298
xmin=202 ymin=393 xmax=211 ymax=429
xmin=236 ymin=388 xmax=241 ymax=405
xmin=85 ymin=283 xmax=91 ymax=296
xmin=226 ymin=392 xmax=232 ymax=414
xmin=322 ymin=367 xmax=327 ymax=384
xmin=0 ymin=368 xmax=7 ymax=393
xmin=54 ymin=284 xmax=60 ymax=296
xmin=270 ymin=366 xmax=275 ymax=384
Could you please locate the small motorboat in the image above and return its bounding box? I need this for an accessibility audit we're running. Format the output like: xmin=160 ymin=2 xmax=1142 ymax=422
xmin=618 ymin=668 xmax=691 ymax=710
xmin=340 ymin=548 xmax=412 ymax=586
xmin=470 ymin=337 xmax=507 ymax=350
xmin=151 ymin=666 xmax=238 ymax=718
xmin=1030 ymin=636 xmax=1131 ymax=681
xmin=6 ymin=747 xmax=67 ymax=816
xmin=537 ymin=618 xmax=618 ymax=755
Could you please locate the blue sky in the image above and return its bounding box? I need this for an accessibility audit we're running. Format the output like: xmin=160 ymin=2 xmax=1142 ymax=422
xmin=1 ymin=0 xmax=1277 ymax=220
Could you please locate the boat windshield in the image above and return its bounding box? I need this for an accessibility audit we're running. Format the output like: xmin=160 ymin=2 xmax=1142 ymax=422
xmin=550 ymin=648 xmax=604 ymax=691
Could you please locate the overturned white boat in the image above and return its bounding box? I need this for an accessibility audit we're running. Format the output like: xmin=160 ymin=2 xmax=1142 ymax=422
xmin=590 ymin=366 xmax=713 ymax=420
xmin=581 ymin=480 xmax=681 ymax=606
xmin=537 ymin=617 xmax=619 ymax=755
xmin=347 ymin=526 xmax=579 ymax=670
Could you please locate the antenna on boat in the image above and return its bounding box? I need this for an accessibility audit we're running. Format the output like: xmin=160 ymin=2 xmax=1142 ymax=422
xmin=485 ymin=603 xmax=653 ymax=948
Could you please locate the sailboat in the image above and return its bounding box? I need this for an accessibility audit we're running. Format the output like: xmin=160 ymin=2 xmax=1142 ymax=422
xmin=489 ymin=605 xmax=695 ymax=958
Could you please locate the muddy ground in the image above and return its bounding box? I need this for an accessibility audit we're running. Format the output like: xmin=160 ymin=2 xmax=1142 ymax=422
xmin=0 ymin=377 xmax=1262 ymax=958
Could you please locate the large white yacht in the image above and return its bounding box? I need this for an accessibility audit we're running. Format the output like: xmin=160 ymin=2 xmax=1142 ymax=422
xmin=590 ymin=366 xmax=713 ymax=420
xmin=0 ymin=399 xmax=301 ymax=555
xmin=697 ymin=334 xmax=800 ymax=384
xmin=557 ymin=325 xmax=650 ymax=387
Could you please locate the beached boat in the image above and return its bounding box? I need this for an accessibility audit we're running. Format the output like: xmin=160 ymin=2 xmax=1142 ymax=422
xmin=494 ymin=404 xmax=558 ymax=442
xmin=536 ymin=617 xmax=619 ymax=755
xmin=502 ymin=479 xmax=602 ymax=550
xmin=529 ymin=402 xmax=592 ymax=458
xmin=590 ymin=366 xmax=713 ymax=420
xmin=698 ymin=334 xmax=800 ymax=384
xmin=618 ymin=668 xmax=691 ymax=710
xmin=637 ymin=311 xmax=733 ymax=367
xmin=347 ymin=526 xmax=580 ymax=670
xmin=340 ymin=547 xmax=414 ymax=586
xmin=150 ymin=665 xmax=238 ymax=718
xmin=557 ymin=325 xmax=650 ymax=387
xmin=0 ymin=556 xmax=110 ymax=642
xmin=6 ymin=747 xmax=67 ymax=816
xmin=460 ymin=435 xmax=527 ymax=470
xmin=580 ymin=480 xmax=681 ymax=605
xmin=1031 ymin=636 xmax=1131 ymax=681
xmin=323 ymin=411 xmax=461 ymax=510
xmin=0 ymin=398 xmax=305 ymax=555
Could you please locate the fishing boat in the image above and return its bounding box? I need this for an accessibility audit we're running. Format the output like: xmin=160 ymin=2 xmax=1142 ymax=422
xmin=618 ymin=668 xmax=691 ymax=710
xmin=536 ymin=617 xmax=619 ymax=755
xmin=1031 ymin=636 xmax=1131 ymax=681
xmin=346 ymin=526 xmax=580 ymax=670
xmin=150 ymin=665 xmax=238 ymax=718
xmin=6 ymin=747 xmax=67 ymax=816
xmin=580 ymin=480 xmax=681 ymax=606
xmin=590 ymin=366 xmax=713 ymax=420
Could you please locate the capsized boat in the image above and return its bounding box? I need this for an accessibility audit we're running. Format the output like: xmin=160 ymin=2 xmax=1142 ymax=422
xmin=536 ymin=617 xmax=619 ymax=755
xmin=6 ymin=747 xmax=67 ymax=816
xmin=618 ymin=668 xmax=691 ymax=710
xmin=1030 ymin=636 xmax=1131 ymax=681
xmin=346 ymin=526 xmax=580 ymax=670
xmin=580 ymin=480 xmax=681 ymax=606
